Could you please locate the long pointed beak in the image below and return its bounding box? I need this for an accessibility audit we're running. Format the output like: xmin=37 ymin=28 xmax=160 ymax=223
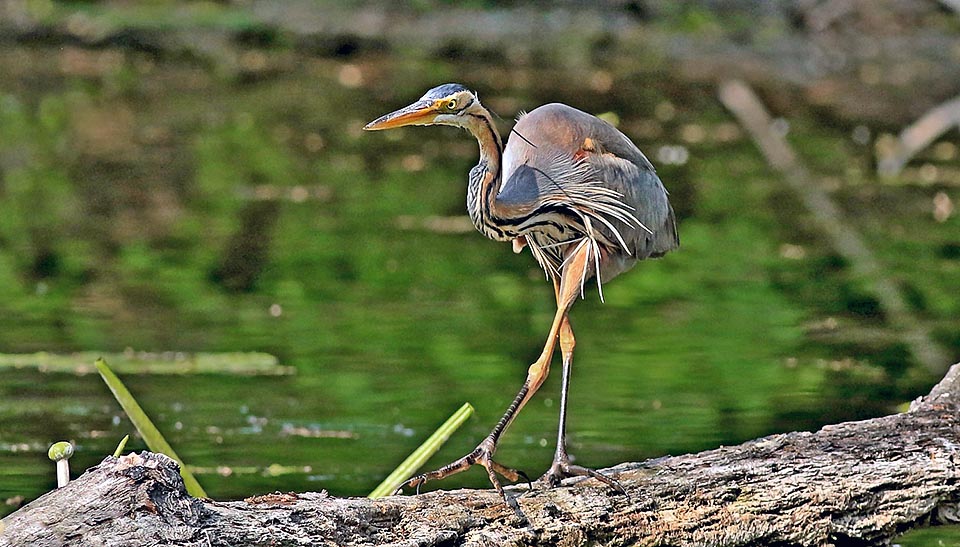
xmin=363 ymin=100 xmax=439 ymax=131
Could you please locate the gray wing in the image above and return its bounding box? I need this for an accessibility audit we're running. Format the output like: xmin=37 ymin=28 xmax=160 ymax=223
xmin=500 ymin=103 xmax=679 ymax=261
xmin=584 ymin=142 xmax=679 ymax=259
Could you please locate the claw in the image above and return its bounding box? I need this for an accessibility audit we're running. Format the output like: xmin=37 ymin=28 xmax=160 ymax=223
xmin=517 ymin=469 xmax=533 ymax=491
xmin=392 ymin=473 xmax=428 ymax=496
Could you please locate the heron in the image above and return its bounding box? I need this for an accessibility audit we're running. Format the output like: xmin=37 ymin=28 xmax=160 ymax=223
xmin=364 ymin=83 xmax=679 ymax=512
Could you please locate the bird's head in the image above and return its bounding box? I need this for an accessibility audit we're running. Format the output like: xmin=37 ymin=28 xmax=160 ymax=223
xmin=363 ymin=83 xmax=481 ymax=131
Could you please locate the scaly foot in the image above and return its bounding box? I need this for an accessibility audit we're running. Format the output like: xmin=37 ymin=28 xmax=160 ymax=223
xmin=538 ymin=450 xmax=626 ymax=494
xmin=396 ymin=437 xmax=530 ymax=517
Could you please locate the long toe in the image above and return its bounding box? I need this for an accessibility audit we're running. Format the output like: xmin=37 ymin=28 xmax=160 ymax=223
xmin=394 ymin=441 xmax=530 ymax=517
xmin=540 ymin=456 xmax=626 ymax=494
xmin=396 ymin=447 xmax=483 ymax=495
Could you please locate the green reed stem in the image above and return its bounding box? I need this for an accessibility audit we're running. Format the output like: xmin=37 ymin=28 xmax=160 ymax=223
xmin=368 ymin=402 xmax=474 ymax=499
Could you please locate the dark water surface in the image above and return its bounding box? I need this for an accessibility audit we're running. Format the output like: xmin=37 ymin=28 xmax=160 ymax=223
xmin=0 ymin=8 xmax=958 ymax=543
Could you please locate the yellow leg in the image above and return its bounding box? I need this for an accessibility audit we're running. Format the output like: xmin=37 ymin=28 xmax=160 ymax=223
xmin=400 ymin=238 xmax=596 ymax=514
xmin=540 ymin=309 xmax=625 ymax=492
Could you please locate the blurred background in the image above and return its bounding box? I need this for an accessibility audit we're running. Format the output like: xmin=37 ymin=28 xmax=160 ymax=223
xmin=0 ymin=0 xmax=958 ymax=542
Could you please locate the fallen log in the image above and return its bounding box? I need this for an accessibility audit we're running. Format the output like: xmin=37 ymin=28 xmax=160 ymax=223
xmin=3 ymin=364 xmax=960 ymax=547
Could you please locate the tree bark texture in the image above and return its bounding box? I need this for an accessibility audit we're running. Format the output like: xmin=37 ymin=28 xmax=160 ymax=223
xmin=4 ymin=364 xmax=960 ymax=547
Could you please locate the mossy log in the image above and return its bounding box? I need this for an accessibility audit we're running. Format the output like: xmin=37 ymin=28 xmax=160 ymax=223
xmin=3 ymin=364 xmax=960 ymax=547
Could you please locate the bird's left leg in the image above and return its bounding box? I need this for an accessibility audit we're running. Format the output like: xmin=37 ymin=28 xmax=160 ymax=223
xmin=397 ymin=236 xmax=596 ymax=514
xmin=539 ymin=244 xmax=625 ymax=492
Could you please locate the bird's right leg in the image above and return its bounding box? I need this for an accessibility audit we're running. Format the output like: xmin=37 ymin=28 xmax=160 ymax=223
xmin=539 ymin=314 xmax=625 ymax=492
xmin=399 ymin=239 xmax=596 ymax=513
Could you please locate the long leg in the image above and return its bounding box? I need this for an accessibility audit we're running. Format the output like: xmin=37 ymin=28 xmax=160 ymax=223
xmin=540 ymin=312 xmax=625 ymax=492
xmin=399 ymin=239 xmax=596 ymax=512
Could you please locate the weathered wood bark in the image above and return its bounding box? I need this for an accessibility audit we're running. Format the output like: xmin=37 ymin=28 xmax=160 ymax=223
xmin=4 ymin=364 xmax=960 ymax=547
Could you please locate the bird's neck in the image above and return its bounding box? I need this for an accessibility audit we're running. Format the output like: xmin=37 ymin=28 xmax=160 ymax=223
xmin=465 ymin=108 xmax=512 ymax=241
xmin=469 ymin=108 xmax=503 ymax=184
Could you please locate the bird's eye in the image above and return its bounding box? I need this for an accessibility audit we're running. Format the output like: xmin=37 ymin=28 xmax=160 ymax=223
xmin=445 ymin=98 xmax=458 ymax=110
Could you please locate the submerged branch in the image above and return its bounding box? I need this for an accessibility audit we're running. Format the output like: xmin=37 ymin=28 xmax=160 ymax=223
xmin=3 ymin=363 xmax=960 ymax=546
xmin=877 ymin=94 xmax=960 ymax=178
xmin=718 ymin=79 xmax=951 ymax=375
xmin=0 ymin=351 xmax=292 ymax=375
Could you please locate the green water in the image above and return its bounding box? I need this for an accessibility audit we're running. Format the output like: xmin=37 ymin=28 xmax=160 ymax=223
xmin=0 ymin=6 xmax=959 ymax=544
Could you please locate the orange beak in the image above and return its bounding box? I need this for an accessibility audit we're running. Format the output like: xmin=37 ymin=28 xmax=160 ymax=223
xmin=363 ymin=100 xmax=440 ymax=131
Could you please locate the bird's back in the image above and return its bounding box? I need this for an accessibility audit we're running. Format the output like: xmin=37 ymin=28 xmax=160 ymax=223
xmin=499 ymin=103 xmax=679 ymax=281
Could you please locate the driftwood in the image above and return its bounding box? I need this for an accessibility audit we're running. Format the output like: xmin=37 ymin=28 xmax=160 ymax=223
xmin=3 ymin=364 xmax=960 ymax=547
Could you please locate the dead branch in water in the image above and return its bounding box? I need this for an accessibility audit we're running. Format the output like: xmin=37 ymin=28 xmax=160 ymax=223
xmin=718 ymin=79 xmax=950 ymax=375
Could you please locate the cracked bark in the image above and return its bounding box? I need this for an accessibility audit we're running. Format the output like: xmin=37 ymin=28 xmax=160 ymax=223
xmin=3 ymin=364 xmax=960 ymax=547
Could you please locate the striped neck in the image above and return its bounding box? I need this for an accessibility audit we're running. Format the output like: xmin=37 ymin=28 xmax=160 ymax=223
xmin=464 ymin=108 xmax=511 ymax=241
xmin=468 ymin=108 xmax=502 ymax=187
